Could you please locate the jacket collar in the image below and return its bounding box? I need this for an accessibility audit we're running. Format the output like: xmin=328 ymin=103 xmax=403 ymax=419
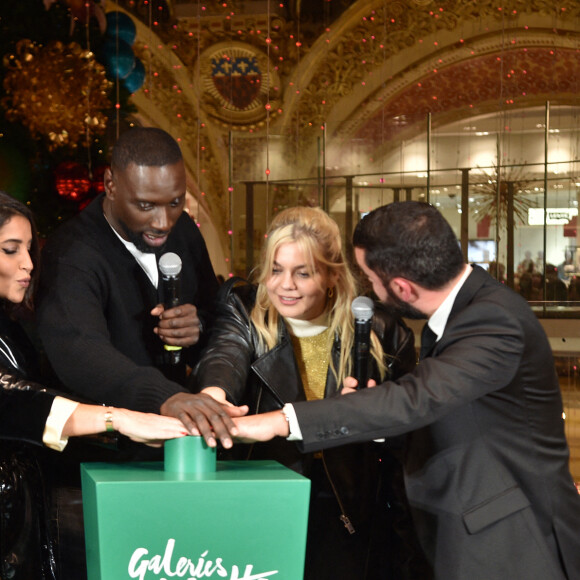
xmin=448 ymin=264 xmax=490 ymax=319
xmin=250 ymin=321 xmax=341 ymax=404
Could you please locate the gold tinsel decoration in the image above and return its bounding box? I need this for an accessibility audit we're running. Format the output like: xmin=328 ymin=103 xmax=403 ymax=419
xmin=470 ymin=162 xmax=537 ymax=229
xmin=2 ymin=39 xmax=112 ymax=150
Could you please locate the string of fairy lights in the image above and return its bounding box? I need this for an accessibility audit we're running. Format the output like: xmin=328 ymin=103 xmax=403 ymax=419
xmin=4 ymin=0 xmax=577 ymax=272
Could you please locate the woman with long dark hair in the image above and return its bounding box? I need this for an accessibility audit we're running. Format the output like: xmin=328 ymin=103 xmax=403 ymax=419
xmin=0 ymin=191 xmax=187 ymax=579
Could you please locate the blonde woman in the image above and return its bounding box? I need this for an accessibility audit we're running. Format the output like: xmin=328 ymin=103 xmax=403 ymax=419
xmin=195 ymin=206 xmax=423 ymax=579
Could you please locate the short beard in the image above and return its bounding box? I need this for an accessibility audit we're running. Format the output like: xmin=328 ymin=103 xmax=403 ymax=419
xmin=382 ymin=283 xmax=426 ymax=320
xmin=118 ymin=219 xmax=166 ymax=255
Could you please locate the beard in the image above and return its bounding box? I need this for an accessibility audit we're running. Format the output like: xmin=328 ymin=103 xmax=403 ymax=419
xmin=118 ymin=219 xmax=166 ymax=255
xmin=382 ymin=283 xmax=427 ymax=320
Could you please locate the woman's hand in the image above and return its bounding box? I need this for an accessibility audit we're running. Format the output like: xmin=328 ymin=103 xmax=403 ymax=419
xmin=201 ymin=386 xmax=230 ymax=405
xmin=62 ymin=403 xmax=188 ymax=448
xmin=113 ymin=408 xmax=189 ymax=447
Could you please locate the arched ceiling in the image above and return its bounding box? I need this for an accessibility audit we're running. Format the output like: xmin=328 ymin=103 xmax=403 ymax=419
xmin=112 ymin=0 xmax=580 ymax=254
xmin=354 ymin=43 xmax=580 ymax=164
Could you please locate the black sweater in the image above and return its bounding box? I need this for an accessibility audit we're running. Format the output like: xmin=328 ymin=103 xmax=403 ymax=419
xmin=36 ymin=194 xmax=219 ymax=413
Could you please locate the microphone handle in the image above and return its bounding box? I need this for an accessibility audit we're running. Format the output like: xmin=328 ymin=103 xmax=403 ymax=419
xmin=353 ymin=319 xmax=371 ymax=389
xmin=162 ymin=275 xmax=181 ymax=309
xmin=161 ymin=274 xmax=182 ymax=364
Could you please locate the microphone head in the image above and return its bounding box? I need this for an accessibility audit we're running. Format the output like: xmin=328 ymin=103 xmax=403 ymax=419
xmin=159 ymin=252 xmax=182 ymax=276
xmin=351 ymin=296 xmax=374 ymax=321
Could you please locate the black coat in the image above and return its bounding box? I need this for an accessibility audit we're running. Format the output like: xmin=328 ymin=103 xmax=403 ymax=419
xmin=0 ymin=309 xmax=58 ymax=580
xmin=194 ymin=280 xmax=416 ymax=464
xmin=0 ymin=310 xmax=54 ymax=445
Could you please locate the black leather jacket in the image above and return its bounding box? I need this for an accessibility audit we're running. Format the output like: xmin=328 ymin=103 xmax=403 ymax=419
xmin=195 ymin=280 xmax=416 ymax=411
xmin=0 ymin=310 xmax=58 ymax=580
xmin=194 ymin=280 xmax=416 ymax=529
xmin=0 ymin=311 xmax=55 ymax=444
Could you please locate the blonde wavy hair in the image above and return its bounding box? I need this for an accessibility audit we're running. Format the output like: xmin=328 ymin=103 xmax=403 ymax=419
xmin=250 ymin=206 xmax=386 ymax=386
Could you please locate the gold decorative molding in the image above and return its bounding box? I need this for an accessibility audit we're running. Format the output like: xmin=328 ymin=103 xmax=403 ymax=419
xmin=278 ymin=0 xmax=580 ymax=170
xmin=338 ymin=29 xmax=580 ymax=142
xmin=107 ymin=0 xmax=580 ymax=263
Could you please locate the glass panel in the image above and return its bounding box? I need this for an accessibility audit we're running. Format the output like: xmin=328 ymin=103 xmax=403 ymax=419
xmin=227 ymin=105 xmax=580 ymax=480
xmin=228 ymin=103 xmax=580 ymax=319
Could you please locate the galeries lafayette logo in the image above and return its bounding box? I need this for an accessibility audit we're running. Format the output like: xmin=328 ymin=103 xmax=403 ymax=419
xmin=128 ymin=539 xmax=278 ymax=580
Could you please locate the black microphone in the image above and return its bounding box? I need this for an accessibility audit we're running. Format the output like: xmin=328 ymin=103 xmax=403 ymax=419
xmin=351 ymin=296 xmax=374 ymax=389
xmin=158 ymin=252 xmax=182 ymax=365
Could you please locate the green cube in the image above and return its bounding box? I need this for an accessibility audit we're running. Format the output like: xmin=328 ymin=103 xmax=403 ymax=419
xmin=81 ymin=460 xmax=310 ymax=579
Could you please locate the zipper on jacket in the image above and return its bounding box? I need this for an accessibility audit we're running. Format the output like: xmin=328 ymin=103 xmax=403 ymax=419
xmin=244 ymin=387 xmax=265 ymax=460
xmin=321 ymin=451 xmax=356 ymax=534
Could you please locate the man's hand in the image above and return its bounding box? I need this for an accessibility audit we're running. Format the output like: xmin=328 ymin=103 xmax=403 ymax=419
xmin=342 ymin=376 xmax=377 ymax=395
xmin=232 ymin=411 xmax=290 ymax=443
xmin=160 ymin=392 xmax=248 ymax=449
xmin=151 ymin=303 xmax=201 ymax=348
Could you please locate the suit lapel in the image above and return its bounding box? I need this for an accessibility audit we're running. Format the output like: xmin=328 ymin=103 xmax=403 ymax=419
xmin=447 ymin=265 xmax=490 ymax=322
xmin=425 ymin=266 xmax=491 ymax=357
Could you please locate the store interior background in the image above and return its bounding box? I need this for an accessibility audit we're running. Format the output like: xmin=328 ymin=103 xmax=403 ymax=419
xmin=0 ymin=0 xmax=579 ymax=480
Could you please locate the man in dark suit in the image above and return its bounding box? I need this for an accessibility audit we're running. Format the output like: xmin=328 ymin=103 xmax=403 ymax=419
xmin=233 ymin=201 xmax=580 ymax=580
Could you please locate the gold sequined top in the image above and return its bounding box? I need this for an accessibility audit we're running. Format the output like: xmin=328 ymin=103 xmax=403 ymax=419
xmin=289 ymin=328 xmax=332 ymax=401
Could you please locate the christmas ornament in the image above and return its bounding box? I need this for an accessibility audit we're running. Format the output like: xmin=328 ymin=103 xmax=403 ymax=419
xmin=2 ymin=39 xmax=112 ymax=150
xmin=55 ymin=161 xmax=92 ymax=201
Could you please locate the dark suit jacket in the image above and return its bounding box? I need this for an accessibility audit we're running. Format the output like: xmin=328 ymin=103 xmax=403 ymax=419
xmin=292 ymin=265 xmax=580 ymax=580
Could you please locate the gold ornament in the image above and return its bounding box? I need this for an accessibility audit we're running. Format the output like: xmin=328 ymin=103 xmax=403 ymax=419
xmin=2 ymin=39 xmax=113 ymax=150
xmin=470 ymin=162 xmax=536 ymax=229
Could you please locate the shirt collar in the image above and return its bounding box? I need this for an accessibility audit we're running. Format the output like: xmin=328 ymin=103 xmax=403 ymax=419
xmin=104 ymin=216 xmax=159 ymax=288
xmin=427 ymin=264 xmax=472 ymax=340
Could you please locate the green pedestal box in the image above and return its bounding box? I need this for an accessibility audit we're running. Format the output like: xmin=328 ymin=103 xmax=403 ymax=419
xmin=81 ymin=437 xmax=310 ymax=580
